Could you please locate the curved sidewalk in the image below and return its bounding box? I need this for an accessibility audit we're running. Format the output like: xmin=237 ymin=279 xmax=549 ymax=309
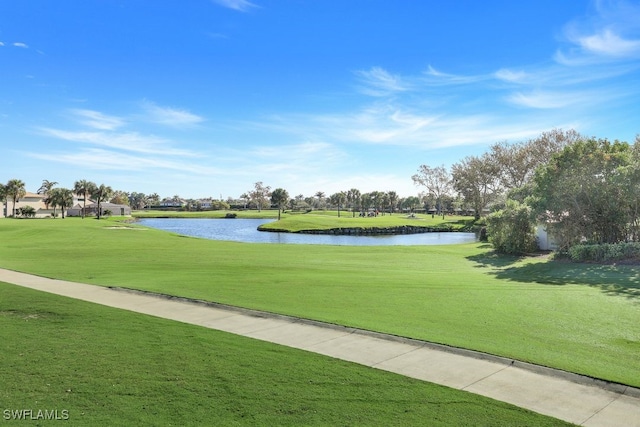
xmin=1 ymin=268 xmax=639 ymax=426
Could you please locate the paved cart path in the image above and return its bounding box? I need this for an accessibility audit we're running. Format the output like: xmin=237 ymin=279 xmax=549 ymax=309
xmin=1 ymin=268 xmax=639 ymax=426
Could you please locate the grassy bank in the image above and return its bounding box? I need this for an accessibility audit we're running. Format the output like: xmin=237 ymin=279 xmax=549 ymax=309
xmin=0 ymin=218 xmax=638 ymax=387
xmin=0 ymin=283 xmax=570 ymax=426
xmin=257 ymin=212 xmax=472 ymax=232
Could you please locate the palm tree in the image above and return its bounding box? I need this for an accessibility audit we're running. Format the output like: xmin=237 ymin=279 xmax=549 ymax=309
xmin=387 ymin=191 xmax=399 ymax=215
xmin=90 ymin=184 xmax=113 ymax=220
xmin=37 ymin=179 xmax=58 ymax=210
xmin=270 ymin=188 xmax=289 ymax=220
xmin=0 ymin=183 xmax=6 ymax=217
xmin=314 ymin=191 xmax=326 ymax=210
xmin=330 ymin=192 xmax=347 ymax=217
xmin=347 ymin=188 xmax=361 ymax=217
xmin=5 ymin=179 xmax=26 ymax=218
xmin=48 ymin=188 xmax=74 ymax=218
xmin=74 ymin=179 xmax=96 ymax=219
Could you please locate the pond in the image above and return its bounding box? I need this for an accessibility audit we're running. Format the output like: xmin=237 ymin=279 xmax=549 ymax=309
xmin=138 ymin=218 xmax=477 ymax=246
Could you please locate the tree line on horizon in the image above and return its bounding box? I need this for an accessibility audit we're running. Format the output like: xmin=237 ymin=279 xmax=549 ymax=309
xmin=3 ymin=128 xmax=639 ymax=253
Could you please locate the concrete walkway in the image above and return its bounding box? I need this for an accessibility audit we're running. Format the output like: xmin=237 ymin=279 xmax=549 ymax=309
xmin=1 ymin=268 xmax=639 ymax=426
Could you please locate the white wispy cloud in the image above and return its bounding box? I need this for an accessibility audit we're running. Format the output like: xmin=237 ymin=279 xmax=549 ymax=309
xmin=0 ymin=42 xmax=5 ymax=47
xmin=578 ymin=28 xmax=640 ymax=57
xmin=38 ymin=128 xmax=198 ymax=157
xmin=356 ymin=66 xmax=410 ymax=96
xmin=27 ymin=148 xmax=218 ymax=175
xmin=556 ymin=0 xmax=640 ymax=63
xmin=494 ymin=68 xmax=529 ymax=83
xmin=71 ymin=109 xmax=125 ymax=130
xmin=423 ymin=65 xmax=487 ymax=85
xmin=13 ymin=42 xmax=28 ymax=48
xmin=506 ymin=91 xmax=583 ymax=109
xmin=211 ymin=0 xmax=257 ymax=12
xmin=142 ymin=101 xmax=204 ymax=127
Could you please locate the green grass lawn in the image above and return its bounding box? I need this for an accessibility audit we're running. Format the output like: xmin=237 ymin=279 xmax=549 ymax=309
xmin=257 ymin=212 xmax=471 ymax=232
xmin=0 ymin=282 xmax=572 ymax=426
xmin=0 ymin=217 xmax=638 ymax=388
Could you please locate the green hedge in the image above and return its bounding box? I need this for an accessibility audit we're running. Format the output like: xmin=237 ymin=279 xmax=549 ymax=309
xmin=567 ymin=242 xmax=640 ymax=263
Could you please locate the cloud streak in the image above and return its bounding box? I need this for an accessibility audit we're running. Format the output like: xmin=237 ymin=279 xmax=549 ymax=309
xmin=71 ymin=109 xmax=125 ymax=130
xmin=142 ymin=101 xmax=204 ymax=127
xmin=39 ymin=127 xmax=198 ymax=157
xmin=211 ymin=0 xmax=257 ymax=12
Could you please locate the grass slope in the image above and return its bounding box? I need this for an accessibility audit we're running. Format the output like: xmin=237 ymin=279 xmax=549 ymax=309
xmin=0 ymin=218 xmax=638 ymax=387
xmin=257 ymin=212 xmax=471 ymax=232
xmin=0 ymin=283 xmax=571 ymax=426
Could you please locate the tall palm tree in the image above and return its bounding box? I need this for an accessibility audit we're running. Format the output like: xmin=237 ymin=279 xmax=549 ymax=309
xmin=0 ymin=183 xmax=6 ymax=217
xmin=387 ymin=191 xmax=398 ymax=215
xmin=347 ymin=188 xmax=361 ymax=217
xmin=90 ymin=184 xmax=113 ymax=220
xmin=74 ymin=179 xmax=96 ymax=219
xmin=314 ymin=191 xmax=325 ymax=210
xmin=5 ymin=179 xmax=26 ymax=218
xmin=48 ymin=188 xmax=74 ymax=218
xmin=37 ymin=179 xmax=58 ymax=209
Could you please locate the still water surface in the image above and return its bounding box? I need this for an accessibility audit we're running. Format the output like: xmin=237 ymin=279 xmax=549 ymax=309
xmin=138 ymin=218 xmax=477 ymax=246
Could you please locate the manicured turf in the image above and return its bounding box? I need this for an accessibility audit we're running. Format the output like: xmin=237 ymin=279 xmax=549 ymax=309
xmin=0 ymin=218 xmax=638 ymax=388
xmin=257 ymin=212 xmax=471 ymax=232
xmin=0 ymin=283 xmax=572 ymax=426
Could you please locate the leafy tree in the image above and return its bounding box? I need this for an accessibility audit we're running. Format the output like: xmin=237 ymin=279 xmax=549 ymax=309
xmin=5 ymin=179 xmax=26 ymax=218
xmin=402 ymin=196 xmax=420 ymax=213
xmin=147 ymin=193 xmax=160 ymax=207
xmin=451 ymin=153 xmax=501 ymax=220
xmin=412 ymin=165 xmax=452 ymax=218
xmin=37 ymin=179 xmax=58 ymax=209
xmin=489 ymin=129 xmax=580 ymax=194
xmin=91 ymin=184 xmax=113 ymax=220
xmin=270 ymin=188 xmax=289 ymax=220
xmin=486 ymin=200 xmax=538 ymax=254
xmin=370 ymin=191 xmax=385 ymax=213
xmin=360 ymin=193 xmax=373 ymax=213
xmin=532 ymin=138 xmax=637 ymax=248
xmin=110 ymin=190 xmax=130 ymax=205
xmin=48 ymin=188 xmax=74 ymax=219
xmin=250 ymin=182 xmax=271 ymax=212
xmin=74 ymin=179 xmax=96 ymax=219
xmin=128 ymin=192 xmax=148 ymax=210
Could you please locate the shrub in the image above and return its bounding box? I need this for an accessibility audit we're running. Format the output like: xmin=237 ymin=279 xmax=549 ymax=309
xmin=19 ymin=206 xmax=36 ymax=218
xmin=486 ymin=200 xmax=537 ymax=254
xmin=568 ymin=242 xmax=640 ymax=263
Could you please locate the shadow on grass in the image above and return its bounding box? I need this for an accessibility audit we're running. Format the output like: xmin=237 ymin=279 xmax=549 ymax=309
xmin=467 ymin=251 xmax=640 ymax=300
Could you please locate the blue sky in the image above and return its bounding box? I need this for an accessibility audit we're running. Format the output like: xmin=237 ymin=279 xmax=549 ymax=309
xmin=1 ymin=0 xmax=639 ymax=199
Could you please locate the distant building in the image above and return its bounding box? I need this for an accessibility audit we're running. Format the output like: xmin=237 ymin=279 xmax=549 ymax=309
xmin=159 ymin=197 xmax=186 ymax=208
xmin=1 ymin=191 xmax=130 ymax=218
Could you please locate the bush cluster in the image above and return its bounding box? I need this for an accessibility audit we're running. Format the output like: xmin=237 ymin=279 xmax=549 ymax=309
xmin=566 ymin=242 xmax=640 ymax=263
xmin=486 ymin=200 xmax=537 ymax=254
